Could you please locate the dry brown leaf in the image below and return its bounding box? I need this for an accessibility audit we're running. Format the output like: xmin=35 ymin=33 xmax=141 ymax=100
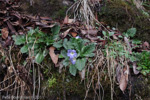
xmin=71 ymin=32 xmax=77 ymax=37
xmin=1 ymin=27 xmax=9 ymax=39
xmin=79 ymin=68 xmax=86 ymax=80
xmin=112 ymin=35 xmax=118 ymax=40
xmin=81 ymin=29 xmax=98 ymax=36
xmin=124 ymin=37 xmax=132 ymax=54
xmin=68 ymin=19 xmax=74 ymax=24
xmin=88 ymin=30 xmax=98 ymax=36
xmin=143 ymin=41 xmax=150 ymax=50
xmin=62 ymin=28 xmax=72 ymax=38
xmin=49 ymin=46 xmax=59 ymax=65
xmin=81 ymin=30 xmax=87 ymax=35
xmin=133 ymin=62 xmax=140 ymax=75
xmin=6 ymin=21 xmax=16 ymax=34
xmin=59 ymin=62 xmax=64 ymax=73
xmin=63 ymin=15 xmax=69 ymax=24
xmin=116 ymin=65 xmax=121 ymax=83
xmin=63 ymin=15 xmax=74 ymax=24
xmin=119 ymin=72 xmax=128 ymax=92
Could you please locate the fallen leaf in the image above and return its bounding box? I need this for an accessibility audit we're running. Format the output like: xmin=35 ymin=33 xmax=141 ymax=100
xmin=61 ymin=28 xmax=72 ymax=38
xmin=70 ymin=32 xmax=77 ymax=37
xmin=124 ymin=37 xmax=132 ymax=54
xmin=4 ymin=36 xmax=12 ymax=47
xmin=88 ymin=29 xmax=98 ymax=36
xmin=81 ymin=30 xmax=87 ymax=35
xmin=63 ymin=15 xmax=69 ymax=24
xmin=79 ymin=68 xmax=86 ymax=80
xmin=143 ymin=41 xmax=149 ymax=50
xmin=1 ymin=28 xmax=9 ymax=39
xmin=49 ymin=46 xmax=59 ymax=65
xmin=6 ymin=20 xmax=16 ymax=34
xmin=119 ymin=72 xmax=128 ymax=92
xmin=116 ymin=65 xmax=121 ymax=83
xmin=133 ymin=62 xmax=140 ymax=75
xmin=59 ymin=62 xmax=64 ymax=73
xmin=112 ymin=35 xmax=118 ymax=40
xmin=68 ymin=19 xmax=74 ymax=23
xmin=81 ymin=29 xmax=98 ymax=36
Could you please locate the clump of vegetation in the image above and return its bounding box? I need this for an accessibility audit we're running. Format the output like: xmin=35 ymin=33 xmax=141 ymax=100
xmin=137 ymin=51 xmax=150 ymax=75
xmin=53 ymin=37 xmax=96 ymax=76
xmin=12 ymin=24 xmax=60 ymax=63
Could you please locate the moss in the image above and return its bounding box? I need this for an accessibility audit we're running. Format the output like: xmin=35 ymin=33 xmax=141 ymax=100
xmin=20 ymin=0 xmax=68 ymax=19
xmin=41 ymin=64 xmax=86 ymax=99
xmin=98 ymin=0 xmax=150 ymax=42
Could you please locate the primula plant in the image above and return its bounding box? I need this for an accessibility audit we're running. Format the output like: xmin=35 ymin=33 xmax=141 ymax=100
xmin=12 ymin=24 xmax=60 ymax=64
xmin=53 ymin=37 xmax=96 ymax=76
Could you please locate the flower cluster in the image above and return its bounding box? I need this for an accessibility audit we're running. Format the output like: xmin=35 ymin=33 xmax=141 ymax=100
xmin=67 ymin=50 xmax=77 ymax=64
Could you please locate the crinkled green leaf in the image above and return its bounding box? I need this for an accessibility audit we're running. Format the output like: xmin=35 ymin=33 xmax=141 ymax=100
xmin=109 ymin=32 xmax=114 ymax=36
xmin=69 ymin=64 xmax=77 ymax=76
xmin=21 ymin=45 xmax=28 ymax=53
xmin=81 ymin=43 xmax=95 ymax=57
xmin=63 ymin=39 xmax=73 ymax=49
xmin=126 ymin=28 xmax=136 ymax=38
xmin=75 ymin=58 xmax=87 ymax=71
xmin=61 ymin=50 xmax=67 ymax=58
xmin=53 ymin=40 xmax=63 ymax=48
xmin=51 ymin=24 xmax=60 ymax=35
xmin=28 ymin=28 xmax=35 ymax=36
xmin=63 ymin=58 xmax=69 ymax=67
xmin=102 ymin=31 xmax=106 ymax=36
xmin=12 ymin=35 xmax=26 ymax=45
xmin=132 ymin=39 xmax=141 ymax=45
xmin=35 ymin=49 xmax=47 ymax=64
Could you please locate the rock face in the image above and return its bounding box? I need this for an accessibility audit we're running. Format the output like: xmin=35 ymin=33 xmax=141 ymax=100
xmin=20 ymin=0 xmax=73 ymax=18
xmin=98 ymin=0 xmax=150 ymax=42
xmin=20 ymin=0 xmax=150 ymax=42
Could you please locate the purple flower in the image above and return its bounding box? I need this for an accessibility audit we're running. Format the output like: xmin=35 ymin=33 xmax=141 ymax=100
xmin=75 ymin=36 xmax=81 ymax=39
xmin=67 ymin=50 xmax=77 ymax=59
xmin=70 ymin=58 xmax=76 ymax=65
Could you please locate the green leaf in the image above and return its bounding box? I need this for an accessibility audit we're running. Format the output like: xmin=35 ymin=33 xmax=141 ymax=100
xmin=132 ymin=39 xmax=141 ymax=45
xmin=36 ymin=30 xmax=45 ymax=37
xmin=102 ymin=31 xmax=106 ymax=36
xmin=118 ymin=35 xmax=123 ymax=38
xmin=81 ymin=43 xmax=95 ymax=57
xmin=28 ymin=28 xmax=35 ymax=36
xmin=46 ymin=38 xmax=54 ymax=46
xmin=129 ymin=56 xmax=137 ymax=62
xmin=73 ymin=39 xmax=85 ymax=53
xmin=69 ymin=64 xmax=77 ymax=76
xmin=63 ymin=58 xmax=69 ymax=67
xmin=136 ymin=66 xmax=142 ymax=70
xmin=36 ymin=38 xmax=45 ymax=43
xmin=21 ymin=45 xmax=28 ymax=53
xmin=126 ymin=28 xmax=136 ymax=38
xmin=53 ymin=40 xmax=63 ymax=48
xmin=59 ymin=54 xmax=64 ymax=58
xmin=12 ymin=35 xmax=26 ymax=45
xmin=35 ymin=49 xmax=47 ymax=64
xmin=51 ymin=24 xmax=60 ymax=35
xmin=61 ymin=50 xmax=67 ymax=58
xmin=27 ymin=36 xmax=36 ymax=43
xmin=97 ymin=36 xmax=104 ymax=40
xmin=63 ymin=39 xmax=73 ymax=49
xmin=109 ymin=32 xmax=114 ymax=36
xmin=75 ymin=58 xmax=87 ymax=71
